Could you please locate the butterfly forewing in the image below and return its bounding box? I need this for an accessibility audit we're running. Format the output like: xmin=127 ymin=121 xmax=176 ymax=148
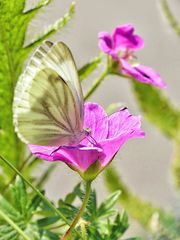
xmin=13 ymin=42 xmax=84 ymax=146
xmin=44 ymin=41 xmax=84 ymax=119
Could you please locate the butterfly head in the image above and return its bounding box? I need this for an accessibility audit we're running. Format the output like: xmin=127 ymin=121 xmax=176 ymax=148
xmin=83 ymin=128 xmax=98 ymax=146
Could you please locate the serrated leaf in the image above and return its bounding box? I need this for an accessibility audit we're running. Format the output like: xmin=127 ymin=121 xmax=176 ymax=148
xmin=11 ymin=176 xmax=28 ymax=216
xmin=109 ymin=213 xmax=129 ymax=239
xmin=0 ymin=176 xmax=67 ymax=240
xmin=0 ymin=208 xmax=30 ymax=240
xmin=58 ymin=203 xmax=78 ymax=221
xmin=0 ymin=229 xmax=18 ymax=240
xmin=25 ymin=0 xmax=53 ymax=13
xmin=25 ymin=1 xmax=76 ymax=49
xmin=87 ymin=212 xmax=130 ymax=240
xmin=97 ymin=191 xmax=121 ymax=218
xmin=38 ymin=216 xmax=60 ymax=228
xmin=63 ymin=183 xmax=82 ymax=204
xmin=0 ymin=194 xmax=20 ymax=221
xmin=27 ymin=192 xmax=43 ymax=214
xmin=40 ymin=230 xmax=59 ymax=240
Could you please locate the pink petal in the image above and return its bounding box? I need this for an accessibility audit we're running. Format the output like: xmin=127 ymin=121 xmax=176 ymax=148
xmin=120 ymin=59 xmax=166 ymax=89
xmin=29 ymin=144 xmax=56 ymax=161
xmin=98 ymin=108 xmax=145 ymax=167
xmin=134 ymin=64 xmax=167 ymax=88
xmin=112 ymin=24 xmax=144 ymax=51
xmin=29 ymin=144 xmax=105 ymax=172
xmin=52 ymin=145 xmax=105 ymax=171
xmin=82 ymin=102 xmax=108 ymax=144
xmin=99 ymin=130 xmax=144 ymax=167
xmin=98 ymin=31 xmax=117 ymax=58
xmin=107 ymin=108 xmax=144 ymax=138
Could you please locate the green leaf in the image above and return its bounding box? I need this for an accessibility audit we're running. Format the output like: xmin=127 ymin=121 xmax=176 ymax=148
xmin=0 ymin=194 xmax=20 ymax=221
xmin=132 ymin=81 xmax=180 ymax=138
xmin=63 ymin=183 xmax=82 ymax=204
xmin=0 ymin=176 xmax=71 ymax=240
xmin=37 ymin=216 xmax=60 ymax=228
xmin=0 ymin=208 xmax=30 ymax=240
xmin=27 ymin=193 xmax=43 ymax=214
xmin=11 ymin=176 xmax=28 ymax=216
xmin=25 ymin=1 xmax=76 ymax=50
xmin=78 ymin=56 xmax=101 ymax=81
xmin=25 ymin=0 xmax=53 ymax=13
xmin=87 ymin=211 xmax=131 ymax=240
xmin=0 ymin=0 xmax=76 ymax=188
xmin=109 ymin=212 xmax=129 ymax=239
xmin=69 ymin=184 xmax=135 ymax=240
xmin=0 ymin=154 xmax=71 ymax=227
xmin=40 ymin=230 xmax=58 ymax=240
xmin=0 ymin=227 xmax=18 ymax=240
xmin=97 ymin=191 xmax=121 ymax=218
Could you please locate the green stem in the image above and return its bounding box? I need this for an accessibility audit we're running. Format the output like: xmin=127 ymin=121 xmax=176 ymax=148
xmin=160 ymin=0 xmax=180 ymax=36
xmin=80 ymin=221 xmax=87 ymax=240
xmin=172 ymin=139 xmax=180 ymax=189
xmin=84 ymin=69 xmax=108 ymax=100
xmin=0 ymin=209 xmax=30 ymax=240
xmin=61 ymin=181 xmax=92 ymax=240
xmin=2 ymin=153 xmax=34 ymax=193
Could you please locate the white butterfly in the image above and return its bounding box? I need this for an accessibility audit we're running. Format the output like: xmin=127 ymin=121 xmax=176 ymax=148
xmin=13 ymin=41 xmax=88 ymax=146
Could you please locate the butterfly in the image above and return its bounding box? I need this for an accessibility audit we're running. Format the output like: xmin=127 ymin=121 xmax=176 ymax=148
xmin=13 ymin=41 xmax=89 ymax=146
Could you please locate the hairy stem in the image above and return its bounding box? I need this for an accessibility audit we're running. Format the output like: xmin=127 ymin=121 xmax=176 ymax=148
xmin=172 ymin=139 xmax=180 ymax=189
xmin=160 ymin=0 xmax=180 ymax=36
xmin=2 ymin=153 xmax=34 ymax=193
xmin=61 ymin=181 xmax=92 ymax=240
xmin=84 ymin=70 xmax=108 ymax=100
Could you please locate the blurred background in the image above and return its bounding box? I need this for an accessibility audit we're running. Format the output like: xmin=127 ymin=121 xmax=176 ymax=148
xmin=26 ymin=0 xmax=180 ymax=238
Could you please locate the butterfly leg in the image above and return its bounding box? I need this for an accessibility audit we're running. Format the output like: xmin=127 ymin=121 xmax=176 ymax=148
xmin=86 ymin=135 xmax=98 ymax=146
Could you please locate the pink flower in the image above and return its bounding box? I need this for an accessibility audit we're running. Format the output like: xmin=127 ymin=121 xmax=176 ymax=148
xmin=98 ymin=24 xmax=166 ymax=89
xmin=29 ymin=102 xmax=144 ymax=180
